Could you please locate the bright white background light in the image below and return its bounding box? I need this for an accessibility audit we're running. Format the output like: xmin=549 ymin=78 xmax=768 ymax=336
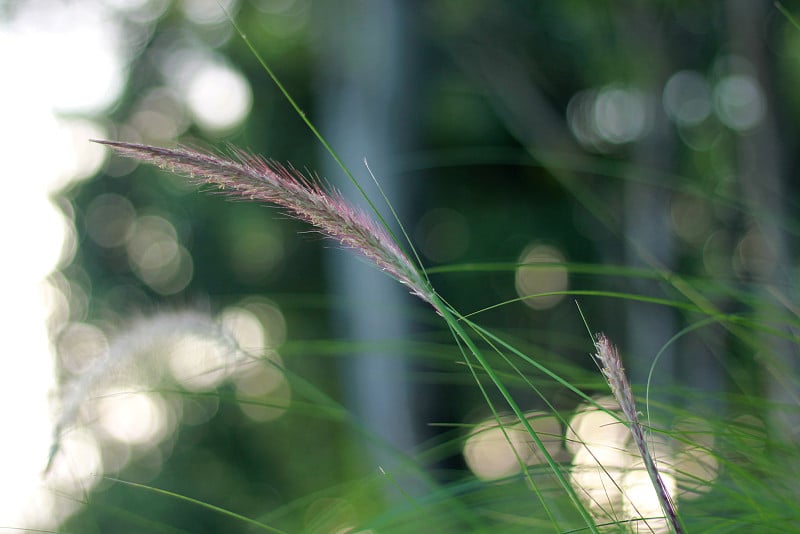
xmin=0 ymin=0 xmax=127 ymax=528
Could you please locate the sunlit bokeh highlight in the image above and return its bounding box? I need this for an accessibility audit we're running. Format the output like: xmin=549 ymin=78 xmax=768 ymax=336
xmin=167 ymin=332 xmax=237 ymax=391
xmin=221 ymin=303 xmax=290 ymax=421
xmin=221 ymin=306 xmax=266 ymax=351
xmin=663 ymin=70 xmax=712 ymax=127
xmin=567 ymin=84 xmax=651 ymax=151
xmin=620 ymin=467 xmax=674 ymax=534
xmin=185 ymin=59 xmax=252 ymax=133
xmin=566 ymin=398 xmax=720 ymax=532
xmin=56 ymin=321 xmax=109 ymax=374
xmin=181 ymin=0 xmax=239 ymax=26
xmin=126 ymin=214 xmax=194 ymax=294
xmin=593 ymin=85 xmax=650 ymax=145
xmin=463 ymin=412 xmax=562 ymax=481
xmin=567 ymin=399 xmax=665 ymax=531
xmin=85 ymin=195 xmax=196 ymax=295
xmin=129 ymin=86 xmax=191 ymax=143
xmin=85 ymin=193 xmax=138 ymax=248
xmin=42 ymin=302 xmax=291 ymax=526
xmin=515 ymin=244 xmax=568 ymax=310
xmin=239 ymin=298 xmax=288 ymax=348
xmin=159 ymin=46 xmax=252 ymax=135
xmin=712 ymin=57 xmax=765 ymax=132
xmin=234 ymin=360 xmax=291 ymax=422
xmin=94 ymin=386 xmax=170 ymax=445
xmin=104 ymin=0 xmax=171 ymax=20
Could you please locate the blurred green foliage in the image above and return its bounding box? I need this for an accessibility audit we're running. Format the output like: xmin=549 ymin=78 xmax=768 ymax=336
xmin=60 ymin=0 xmax=800 ymax=531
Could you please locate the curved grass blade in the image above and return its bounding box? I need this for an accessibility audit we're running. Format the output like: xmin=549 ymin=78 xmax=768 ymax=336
xmin=102 ymin=477 xmax=289 ymax=533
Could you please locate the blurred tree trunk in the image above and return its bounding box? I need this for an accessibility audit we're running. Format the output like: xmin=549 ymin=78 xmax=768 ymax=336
xmin=619 ymin=8 xmax=679 ymax=394
xmin=726 ymin=0 xmax=799 ymax=442
xmin=313 ymin=0 xmax=425 ymax=493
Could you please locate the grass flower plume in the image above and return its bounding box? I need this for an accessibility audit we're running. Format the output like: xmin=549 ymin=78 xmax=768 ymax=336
xmin=594 ymin=333 xmax=684 ymax=534
xmin=92 ymin=140 xmax=434 ymax=306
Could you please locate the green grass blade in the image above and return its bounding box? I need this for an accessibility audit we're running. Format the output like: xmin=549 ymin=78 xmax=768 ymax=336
xmin=102 ymin=477 xmax=289 ymax=533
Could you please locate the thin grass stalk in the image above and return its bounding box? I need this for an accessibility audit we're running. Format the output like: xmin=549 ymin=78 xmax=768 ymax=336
xmin=105 ymin=477 xmax=288 ymax=533
xmin=437 ymin=298 xmax=600 ymax=533
xmin=594 ymin=334 xmax=685 ymax=534
xmin=448 ymin=322 xmax=562 ymax=530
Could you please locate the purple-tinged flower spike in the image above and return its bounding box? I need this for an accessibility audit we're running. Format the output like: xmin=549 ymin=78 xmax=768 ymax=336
xmin=594 ymin=334 xmax=638 ymax=425
xmin=92 ymin=140 xmax=435 ymax=307
xmin=594 ymin=333 xmax=684 ymax=534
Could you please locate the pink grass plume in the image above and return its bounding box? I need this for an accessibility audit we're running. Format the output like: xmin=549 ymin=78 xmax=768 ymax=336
xmin=92 ymin=140 xmax=435 ymax=306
